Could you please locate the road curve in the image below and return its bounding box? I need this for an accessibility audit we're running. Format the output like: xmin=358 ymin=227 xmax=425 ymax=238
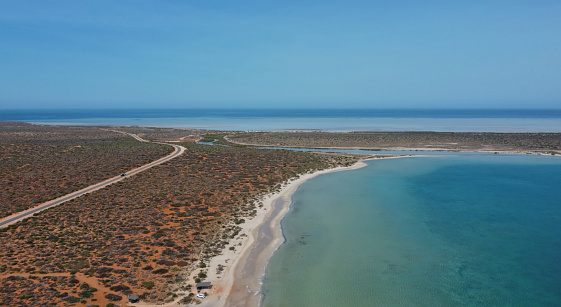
xmin=0 ymin=133 xmax=186 ymax=228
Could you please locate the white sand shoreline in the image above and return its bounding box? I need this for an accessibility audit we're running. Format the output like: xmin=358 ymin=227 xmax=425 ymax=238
xmin=130 ymin=157 xmax=408 ymax=307
xmin=122 ymin=150 xmax=557 ymax=306
xmin=194 ymin=157 xmax=403 ymax=307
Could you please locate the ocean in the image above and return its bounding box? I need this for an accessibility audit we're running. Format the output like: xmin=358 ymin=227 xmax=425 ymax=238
xmin=2 ymin=108 xmax=561 ymax=132
xmin=262 ymin=154 xmax=561 ymax=306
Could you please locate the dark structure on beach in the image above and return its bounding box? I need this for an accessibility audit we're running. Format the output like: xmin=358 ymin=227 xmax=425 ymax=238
xmin=196 ymin=282 xmax=212 ymax=292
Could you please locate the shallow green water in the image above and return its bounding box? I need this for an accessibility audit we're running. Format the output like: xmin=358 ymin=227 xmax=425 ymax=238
xmin=262 ymin=154 xmax=561 ymax=306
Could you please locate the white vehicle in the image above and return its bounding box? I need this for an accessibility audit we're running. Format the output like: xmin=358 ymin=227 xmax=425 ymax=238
xmin=197 ymin=293 xmax=206 ymax=299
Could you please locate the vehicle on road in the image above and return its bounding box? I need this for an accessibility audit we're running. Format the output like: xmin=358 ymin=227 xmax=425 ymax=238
xmin=120 ymin=173 xmax=126 ymax=177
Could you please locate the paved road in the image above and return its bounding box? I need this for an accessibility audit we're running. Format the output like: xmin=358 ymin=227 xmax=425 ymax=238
xmin=0 ymin=133 xmax=185 ymax=228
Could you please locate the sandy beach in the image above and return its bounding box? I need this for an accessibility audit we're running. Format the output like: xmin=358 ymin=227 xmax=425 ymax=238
xmin=189 ymin=159 xmax=372 ymax=307
xmin=128 ymin=157 xmax=403 ymax=307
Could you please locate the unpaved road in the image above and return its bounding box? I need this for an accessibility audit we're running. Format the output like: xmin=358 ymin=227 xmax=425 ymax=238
xmin=0 ymin=133 xmax=185 ymax=228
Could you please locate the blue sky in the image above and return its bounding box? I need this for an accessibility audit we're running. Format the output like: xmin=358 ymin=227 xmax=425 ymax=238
xmin=0 ymin=0 xmax=560 ymax=109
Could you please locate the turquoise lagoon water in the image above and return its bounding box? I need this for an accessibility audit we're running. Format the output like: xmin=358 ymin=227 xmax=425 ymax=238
xmin=262 ymin=154 xmax=561 ymax=306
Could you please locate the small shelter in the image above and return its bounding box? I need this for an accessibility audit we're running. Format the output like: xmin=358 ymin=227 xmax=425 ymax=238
xmin=128 ymin=295 xmax=139 ymax=303
xmin=196 ymin=282 xmax=212 ymax=292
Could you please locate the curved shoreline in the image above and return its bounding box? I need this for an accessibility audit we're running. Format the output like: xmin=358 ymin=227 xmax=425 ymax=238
xmin=196 ymin=159 xmax=380 ymax=307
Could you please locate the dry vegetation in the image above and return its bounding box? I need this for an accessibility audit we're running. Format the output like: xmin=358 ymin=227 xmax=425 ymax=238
xmin=0 ymin=124 xmax=358 ymax=306
xmin=228 ymin=131 xmax=561 ymax=154
xmin=0 ymin=122 xmax=173 ymax=218
xmin=109 ymin=126 xmax=207 ymax=143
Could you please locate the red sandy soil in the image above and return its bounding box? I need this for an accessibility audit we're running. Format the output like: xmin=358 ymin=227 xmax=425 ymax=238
xmin=0 ymin=122 xmax=172 ymax=218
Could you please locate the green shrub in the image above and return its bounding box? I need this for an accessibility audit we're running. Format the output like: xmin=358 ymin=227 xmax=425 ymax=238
xmin=141 ymin=281 xmax=155 ymax=289
xmin=152 ymin=268 xmax=168 ymax=274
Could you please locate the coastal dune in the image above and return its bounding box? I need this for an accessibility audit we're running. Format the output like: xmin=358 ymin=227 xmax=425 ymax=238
xmin=198 ymin=161 xmax=370 ymax=307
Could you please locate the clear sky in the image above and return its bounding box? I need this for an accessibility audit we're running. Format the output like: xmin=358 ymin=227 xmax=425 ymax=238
xmin=0 ymin=0 xmax=560 ymax=109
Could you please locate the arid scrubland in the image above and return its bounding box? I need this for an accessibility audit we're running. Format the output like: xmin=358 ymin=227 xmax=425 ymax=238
xmin=0 ymin=122 xmax=173 ymax=218
xmin=107 ymin=126 xmax=207 ymax=143
xmin=0 ymin=123 xmax=358 ymax=306
xmin=228 ymin=131 xmax=561 ymax=154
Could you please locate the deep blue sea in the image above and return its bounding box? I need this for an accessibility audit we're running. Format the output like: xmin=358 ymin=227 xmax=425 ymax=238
xmin=2 ymin=108 xmax=561 ymax=131
xmin=263 ymin=154 xmax=561 ymax=306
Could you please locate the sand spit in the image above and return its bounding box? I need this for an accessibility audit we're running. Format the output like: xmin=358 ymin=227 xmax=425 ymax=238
xmin=230 ymin=131 xmax=561 ymax=156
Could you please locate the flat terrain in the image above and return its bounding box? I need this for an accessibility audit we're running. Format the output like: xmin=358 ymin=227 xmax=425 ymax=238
xmin=107 ymin=126 xmax=205 ymax=143
xmin=0 ymin=122 xmax=174 ymax=218
xmin=0 ymin=142 xmax=184 ymax=229
xmin=0 ymin=124 xmax=357 ymax=306
xmin=228 ymin=131 xmax=561 ymax=154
